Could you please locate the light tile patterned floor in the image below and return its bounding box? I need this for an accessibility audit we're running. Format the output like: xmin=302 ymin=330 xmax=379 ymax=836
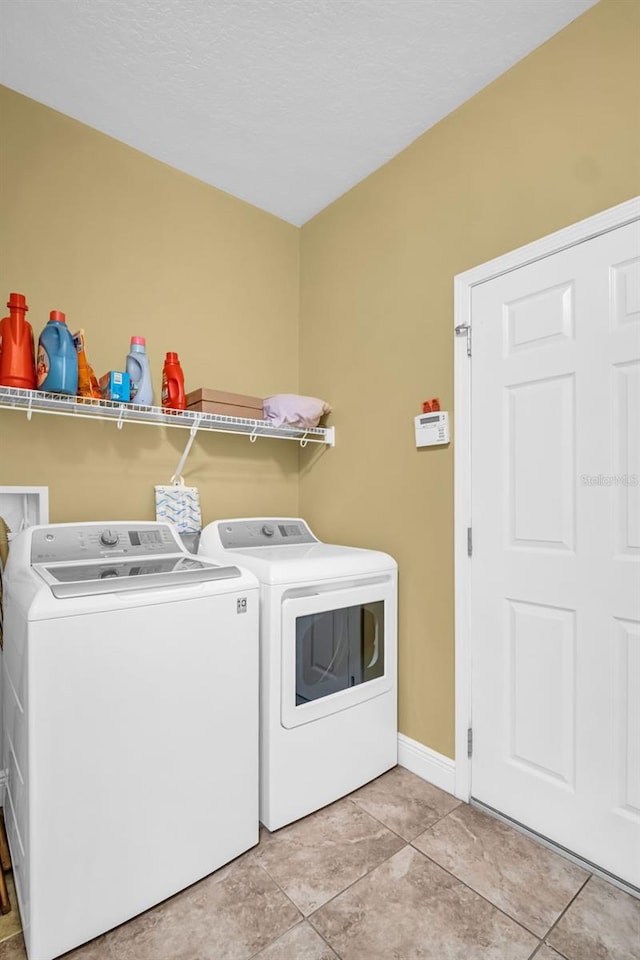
xmin=1 ymin=768 xmax=638 ymax=959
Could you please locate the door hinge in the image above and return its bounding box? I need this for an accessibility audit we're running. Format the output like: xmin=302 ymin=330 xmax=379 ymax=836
xmin=467 ymin=527 xmax=472 ymax=557
xmin=455 ymin=323 xmax=471 ymax=357
xmin=467 ymin=727 xmax=473 ymax=758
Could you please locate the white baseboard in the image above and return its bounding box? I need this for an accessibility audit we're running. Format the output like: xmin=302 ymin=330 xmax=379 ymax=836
xmin=397 ymin=733 xmax=456 ymax=796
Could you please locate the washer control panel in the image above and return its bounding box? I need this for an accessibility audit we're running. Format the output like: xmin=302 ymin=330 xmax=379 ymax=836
xmin=31 ymin=523 xmax=180 ymax=563
xmin=218 ymin=519 xmax=317 ymax=549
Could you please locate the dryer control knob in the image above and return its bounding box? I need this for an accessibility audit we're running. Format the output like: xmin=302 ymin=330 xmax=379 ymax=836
xmin=100 ymin=529 xmax=120 ymax=546
xmin=262 ymin=524 xmax=275 ymax=537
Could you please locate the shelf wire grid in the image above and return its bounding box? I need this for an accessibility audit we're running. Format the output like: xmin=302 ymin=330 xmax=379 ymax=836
xmin=0 ymin=387 xmax=334 ymax=445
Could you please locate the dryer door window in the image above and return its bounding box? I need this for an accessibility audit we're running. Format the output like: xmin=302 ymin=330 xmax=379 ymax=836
xmin=281 ymin=579 xmax=396 ymax=729
xmin=295 ymin=602 xmax=384 ymax=705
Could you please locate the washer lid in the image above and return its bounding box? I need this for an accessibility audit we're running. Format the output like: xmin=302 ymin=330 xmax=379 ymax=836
xmin=35 ymin=555 xmax=241 ymax=598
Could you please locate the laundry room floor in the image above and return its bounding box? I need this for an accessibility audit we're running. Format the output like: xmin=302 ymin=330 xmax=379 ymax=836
xmin=1 ymin=767 xmax=638 ymax=960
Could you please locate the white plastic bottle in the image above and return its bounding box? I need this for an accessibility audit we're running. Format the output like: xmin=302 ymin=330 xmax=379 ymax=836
xmin=126 ymin=336 xmax=154 ymax=405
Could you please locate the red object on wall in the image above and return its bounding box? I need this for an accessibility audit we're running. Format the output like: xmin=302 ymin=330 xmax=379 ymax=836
xmin=421 ymin=397 xmax=441 ymax=414
xmin=0 ymin=292 xmax=36 ymax=389
xmin=161 ymin=352 xmax=186 ymax=410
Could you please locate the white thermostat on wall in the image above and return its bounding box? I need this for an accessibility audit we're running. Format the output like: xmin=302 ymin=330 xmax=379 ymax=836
xmin=415 ymin=411 xmax=450 ymax=447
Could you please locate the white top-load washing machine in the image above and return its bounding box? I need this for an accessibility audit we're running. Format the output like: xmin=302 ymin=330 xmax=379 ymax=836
xmin=2 ymin=521 xmax=259 ymax=960
xmin=199 ymin=518 xmax=397 ymax=831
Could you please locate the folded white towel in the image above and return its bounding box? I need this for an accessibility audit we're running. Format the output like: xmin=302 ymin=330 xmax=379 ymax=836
xmin=263 ymin=394 xmax=331 ymax=429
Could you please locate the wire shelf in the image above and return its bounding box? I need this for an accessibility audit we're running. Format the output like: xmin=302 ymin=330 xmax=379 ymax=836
xmin=0 ymin=386 xmax=335 ymax=446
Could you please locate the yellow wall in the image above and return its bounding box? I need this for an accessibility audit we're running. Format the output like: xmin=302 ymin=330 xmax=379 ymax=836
xmin=299 ymin=0 xmax=640 ymax=757
xmin=0 ymin=85 xmax=301 ymax=524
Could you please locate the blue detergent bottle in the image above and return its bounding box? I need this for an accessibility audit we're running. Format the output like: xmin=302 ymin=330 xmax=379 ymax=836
xmin=36 ymin=311 xmax=78 ymax=395
xmin=126 ymin=336 xmax=154 ymax=405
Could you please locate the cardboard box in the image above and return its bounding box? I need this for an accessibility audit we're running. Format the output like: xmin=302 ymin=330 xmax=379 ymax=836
xmin=99 ymin=371 xmax=130 ymax=402
xmin=186 ymin=388 xmax=264 ymax=420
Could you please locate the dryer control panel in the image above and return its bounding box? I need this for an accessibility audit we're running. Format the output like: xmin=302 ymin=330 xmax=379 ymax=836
xmin=218 ymin=519 xmax=317 ymax=549
xmin=31 ymin=523 xmax=180 ymax=563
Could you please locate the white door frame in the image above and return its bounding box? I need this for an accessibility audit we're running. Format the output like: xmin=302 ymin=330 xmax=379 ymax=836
xmin=453 ymin=195 xmax=640 ymax=802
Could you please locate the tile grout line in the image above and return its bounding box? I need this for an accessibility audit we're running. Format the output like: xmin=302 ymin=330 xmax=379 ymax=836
xmin=535 ymin=873 xmax=592 ymax=957
xmin=248 ymin=856 xmax=347 ymax=959
xmin=305 ymin=921 xmax=344 ymax=960
xmin=306 ymin=839 xmax=417 ymax=941
xmin=348 ymin=793 xmax=463 ymax=845
xmin=246 ymin=861 xmax=348 ymax=960
xmin=404 ymin=806 xmax=595 ymax=946
xmin=256 ymin=816 xmax=410 ymax=918
xmin=250 ymin=796 xmax=406 ymax=910
xmin=527 ymin=942 xmax=548 ymax=960
xmin=250 ymin=850 xmax=306 ymax=912
xmin=244 ymin=917 xmax=340 ymax=960
xmin=257 ymin=790 xmax=463 ymax=913
xmin=302 ymin=834 xmax=548 ymax=957
xmin=406 ymin=808 xmax=553 ymax=939
xmin=251 ymin=793 xmax=446 ymax=960
xmin=404 ymin=826 xmax=590 ymax=949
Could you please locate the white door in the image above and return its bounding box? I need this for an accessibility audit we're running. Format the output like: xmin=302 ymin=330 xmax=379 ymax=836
xmin=470 ymin=219 xmax=640 ymax=887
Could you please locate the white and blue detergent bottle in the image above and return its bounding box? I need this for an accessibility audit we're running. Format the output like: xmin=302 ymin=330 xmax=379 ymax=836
xmin=126 ymin=336 xmax=153 ymax=405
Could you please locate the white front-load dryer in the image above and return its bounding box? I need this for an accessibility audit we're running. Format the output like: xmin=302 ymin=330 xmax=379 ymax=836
xmin=2 ymin=522 xmax=260 ymax=960
xmin=199 ymin=518 xmax=397 ymax=831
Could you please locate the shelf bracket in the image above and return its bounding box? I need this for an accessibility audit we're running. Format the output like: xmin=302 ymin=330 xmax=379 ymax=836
xmin=26 ymin=395 xmax=33 ymax=421
xmin=116 ymin=406 xmax=125 ymax=431
xmin=249 ymin=425 xmax=259 ymax=444
xmin=299 ymin=432 xmax=309 ymax=448
xmin=172 ymin=415 xmax=202 ymax=481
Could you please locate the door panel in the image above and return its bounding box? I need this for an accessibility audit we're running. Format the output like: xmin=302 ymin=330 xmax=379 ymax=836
xmin=506 ymin=599 xmax=576 ymax=788
xmin=506 ymin=374 xmax=575 ymax=550
xmin=616 ymin=617 xmax=640 ymax=818
xmin=611 ymin=256 xmax=640 ymax=328
xmin=613 ymin=360 xmax=640 ymax=556
xmin=505 ymin=280 xmax=574 ymax=352
xmin=470 ymin=219 xmax=640 ymax=887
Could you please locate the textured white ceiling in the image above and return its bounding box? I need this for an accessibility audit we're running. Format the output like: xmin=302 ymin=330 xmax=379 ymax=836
xmin=0 ymin=0 xmax=597 ymax=225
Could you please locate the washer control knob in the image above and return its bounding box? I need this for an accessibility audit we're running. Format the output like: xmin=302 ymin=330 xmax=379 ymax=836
xmin=262 ymin=524 xmax=275 ymax=537
xmin=100 ymin=529 xmax=119 ymax=547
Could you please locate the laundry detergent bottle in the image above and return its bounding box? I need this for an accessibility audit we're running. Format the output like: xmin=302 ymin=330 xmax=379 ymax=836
xmin=0 ymin=292 xmax=36 ymax=389
xmin=126 ymin=336 xmax=153 ymax=405
xmin=37 ymin=311 xmax=78 ymax=394
xmin=161 ymin=352 xmax=186 ymax=410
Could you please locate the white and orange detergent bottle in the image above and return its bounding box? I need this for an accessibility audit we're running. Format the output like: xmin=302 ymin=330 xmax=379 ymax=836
xmin=126 ymin=336 xmax=154 ymax=405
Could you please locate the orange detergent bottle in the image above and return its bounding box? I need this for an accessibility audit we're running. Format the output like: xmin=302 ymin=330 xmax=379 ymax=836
xmin=0 ymin=292 xmax=36 ymax=389
xmin=73 ymin=329 xmax=102 ymax=400
xmin=161 ymin=352 xmax=186 ymax=410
